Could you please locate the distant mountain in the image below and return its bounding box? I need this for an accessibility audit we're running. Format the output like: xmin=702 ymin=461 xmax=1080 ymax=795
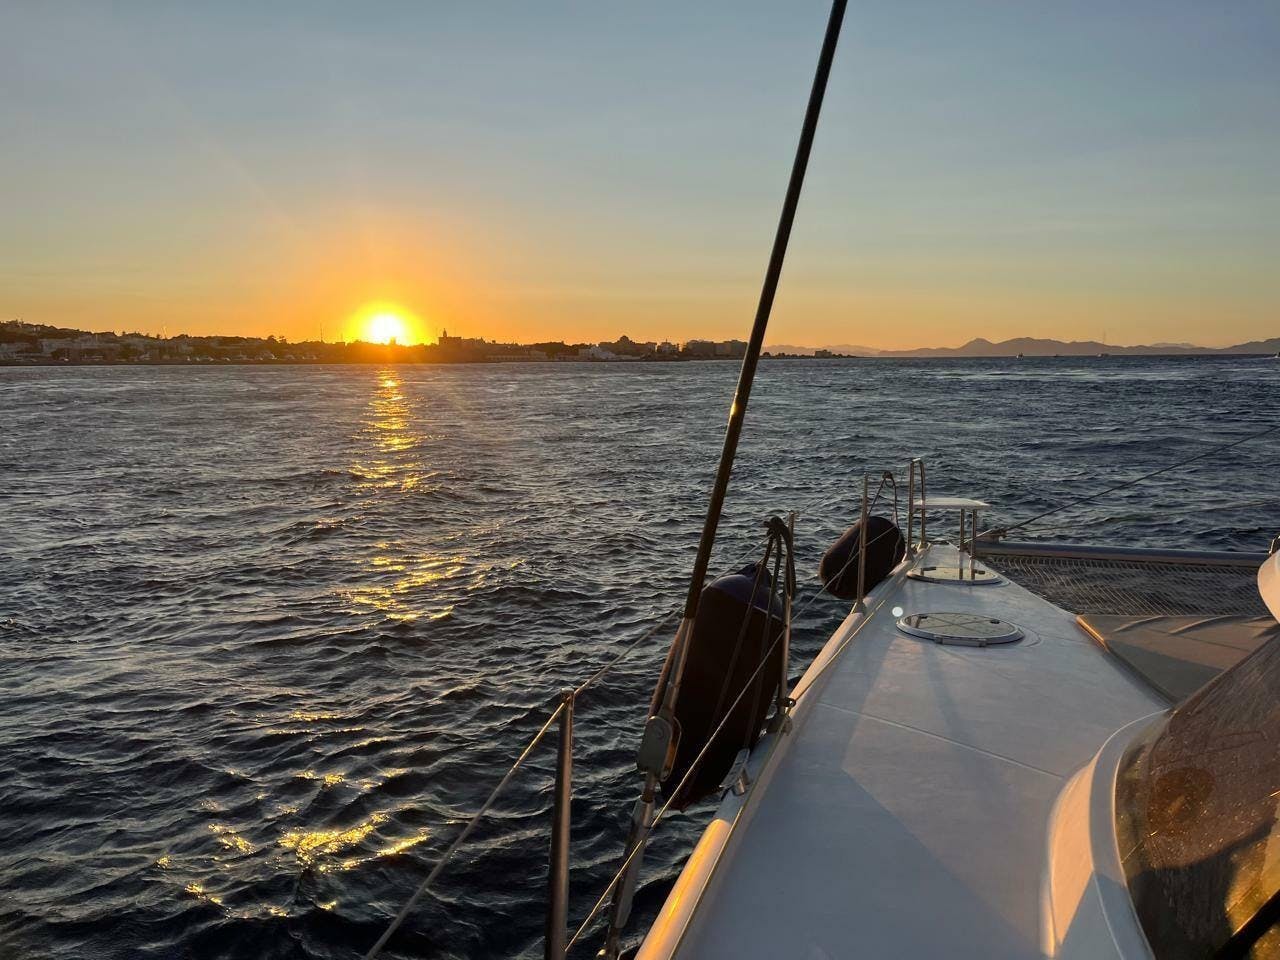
xmin=1223 ymin=337 xmax=1280 ymax=355
xmin=872 ymin=336 xmax=1280 ymax=358
xmin=768 ymin=335 xmax=1279 ymax=358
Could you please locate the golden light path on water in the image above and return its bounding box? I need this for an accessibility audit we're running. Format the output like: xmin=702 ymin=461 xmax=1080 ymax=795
xmin=248 ymin=369 xmax=443 ymax=904
xmin=347 ymin=370 xmax=465 ymax=622
xmin=168 ymin=369 xmax=461 ymax=922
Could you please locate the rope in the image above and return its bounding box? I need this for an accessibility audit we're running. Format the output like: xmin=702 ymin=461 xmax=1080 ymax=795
xmin=572 ymin=610 xmax=679 ymax=699
xmin=800 ymin=520 xmax=902 ymax=620
xmin=565 ymin=481 xmax=898 ymax=702
xmin=708 ymin=537 xmax=777 ymax=726
xmin=362 ymin=701 xmax=566 ymax=960
xmin=785 ymin=548 xmax=918 ymax=699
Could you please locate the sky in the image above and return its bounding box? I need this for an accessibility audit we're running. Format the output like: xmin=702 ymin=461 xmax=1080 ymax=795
xmin=2 ymin=1 xmax=1278 ymax=349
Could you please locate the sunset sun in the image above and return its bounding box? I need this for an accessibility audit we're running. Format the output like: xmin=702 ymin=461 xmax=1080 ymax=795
xmin=349 ymin=304 xmax=423 ymax=345
xmin=366 ymin=311 xmax=408 ymax=345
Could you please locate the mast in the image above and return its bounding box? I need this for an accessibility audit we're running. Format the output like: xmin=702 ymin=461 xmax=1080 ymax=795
xmin=601 ymin=2 xmax=848 ymax=953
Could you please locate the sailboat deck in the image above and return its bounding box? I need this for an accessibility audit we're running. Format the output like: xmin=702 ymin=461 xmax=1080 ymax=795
xmin=652 ymin=545 xmax=1165 ymax=960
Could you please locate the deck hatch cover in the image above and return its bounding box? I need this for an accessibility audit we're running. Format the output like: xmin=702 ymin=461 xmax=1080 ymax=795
xmin=907 ymin=564 xmax=1003 ymax=585
xmin=896 ymin=612 xmax=1023 ymax=646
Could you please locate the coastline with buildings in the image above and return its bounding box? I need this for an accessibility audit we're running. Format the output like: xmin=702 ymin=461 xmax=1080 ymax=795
xmin=0 ymin=322 xmax=858 ymax=366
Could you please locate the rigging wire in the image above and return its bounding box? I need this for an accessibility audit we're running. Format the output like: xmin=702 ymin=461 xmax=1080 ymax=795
xmin=603 ymin=8 xmax=855 ymax=938
xmin=565 ymin=630 xmax=789 ymax=951
xmin=359 ymin=497 xmax=880 ymax=958
xmin=356 ymin=528 xmax=776 ymax=955
xmin=981 ymin=422 xmax=1280 ymax=542
xmin=362 ymin=701 xmax=567 ymax=960
xmin=361 ymin=469 xmax=969 ymax=956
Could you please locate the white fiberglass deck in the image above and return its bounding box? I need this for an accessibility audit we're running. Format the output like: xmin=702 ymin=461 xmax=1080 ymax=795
xmin=648 ymin=545 xmax=1165 ymax=960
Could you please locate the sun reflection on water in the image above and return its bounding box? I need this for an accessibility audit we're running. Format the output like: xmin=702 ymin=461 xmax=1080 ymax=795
xmin=211 ymin=823 xmax=254 ymax=854
xmin=277 ymin=811 xmax=431 ymax=874
xmin=279 ymin=813 xmax=389 ymax=871
xmin=184 ymin=881 xmax=223 ymax=905
xmin=341 ymin=371 xmax=472 ymax=620
xmin=348 ymin=550 xmax=465 ymax=622
xmin=375 ymin=831 xmax=432 ymax=859
xmin=348 ymin=370 xmax=448 ymax=493
xmin=359 ymin=370 xmax=419 ymax=464
xmin=287 ymin=709 xmax=341 ymax=723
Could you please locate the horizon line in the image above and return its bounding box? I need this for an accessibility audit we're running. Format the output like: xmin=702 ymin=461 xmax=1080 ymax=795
xmin=4 ymin=318 xmax=1268 ymax=354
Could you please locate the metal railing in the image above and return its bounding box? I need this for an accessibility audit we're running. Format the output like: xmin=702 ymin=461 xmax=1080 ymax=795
xmin=905 ymin=457 xmax=927 ymax=557
xmin=545 ymin=691 xmax=574 ymax=959
xmin=855 ymin=473 xmax=869 ymax=610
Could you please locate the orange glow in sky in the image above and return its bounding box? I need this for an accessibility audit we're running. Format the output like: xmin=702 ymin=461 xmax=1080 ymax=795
xmin=4 ymin=4 xmax=1279 ymax=351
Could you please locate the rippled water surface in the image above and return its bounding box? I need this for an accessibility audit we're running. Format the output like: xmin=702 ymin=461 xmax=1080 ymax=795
xmin=2 ymin=358 xmax=1277 ymax=959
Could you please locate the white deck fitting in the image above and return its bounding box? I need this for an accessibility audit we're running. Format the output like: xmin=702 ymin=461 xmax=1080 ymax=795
xmin=896 ymin=611 xmax=1023 ymax=646
xmin=651 ymin=545 xmax=1165 ymax=960
xmin=915 ymin=496 xmax=991 ymax=511
xmin=907 ymin=563 xmax=1002 ymax=584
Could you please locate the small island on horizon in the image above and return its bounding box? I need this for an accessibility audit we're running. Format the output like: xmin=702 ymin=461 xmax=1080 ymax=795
xmin=2 ymin=320 xmax=1277 ymax=366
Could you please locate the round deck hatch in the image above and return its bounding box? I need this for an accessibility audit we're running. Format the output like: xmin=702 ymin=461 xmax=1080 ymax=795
xmin=896 ymin=612 xmax=1023 ymax=646
xmin=907 ymin=564 xmax=1002 ymax=585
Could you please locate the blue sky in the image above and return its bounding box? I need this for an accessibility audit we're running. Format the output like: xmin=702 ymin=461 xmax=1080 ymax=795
xmin=3 ymin=1 xmax=1277 ymax=347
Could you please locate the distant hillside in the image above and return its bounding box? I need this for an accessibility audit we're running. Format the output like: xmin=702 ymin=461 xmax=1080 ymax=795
xmin=768 ymin=335 xmax=1280 ymax=358
xmin=873 ymin=336 xmax=1280 ymax=358
xmin=1224 ymin=337 xmax=1280 ymax=355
